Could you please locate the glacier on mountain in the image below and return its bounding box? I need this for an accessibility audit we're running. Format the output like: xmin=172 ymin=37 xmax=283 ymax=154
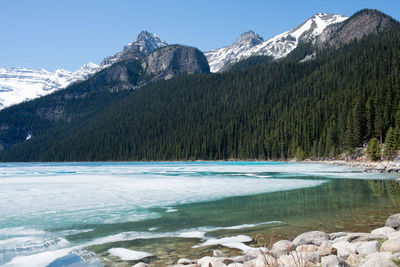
xmin=205 ymin=13 xmax=348 ymax=73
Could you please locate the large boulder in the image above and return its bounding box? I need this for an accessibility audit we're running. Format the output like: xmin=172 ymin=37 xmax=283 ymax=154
xmin=293 ymin=231 xmax=329 ymax=246
xmin=321 ymin=255 xmax=350 ymax=267
xmin=270 ymin=240 xmax=296 ymax=257
xmin=332 ymin=241 xmax=357 ymax=259
xmin=197 ymin=256 xmax=228 ymax=267
xmin=329 ymin=232 xmax=349 ymax=241
xmin=361 ymin=252 xmax=397 ymax=267
xmin=296 ymin=244 xmax=319 ymax=253
xmin=335 ymin=232 xmax=387 ymax=243
xmin=385 ymin=214 xmax=400 ymax=229
xmin=319 ymin=240 xmax=335 ymax=256
xmin=279 ymin=251 xmax=320 ymax=266
xmin=355 ymin=241 xmax=380 ymax=254
xmin=237 ymin=250 xmax=263 ymax=262
xmin=243 ymin=254 xmax=276 ymax=267
xmin=381 ymin=239 xmax=400 ymax=253
xmin=371 ymin=227 xmax=396 ymax=237
xmin=388 ymin=231 xmax=400 ymax=240
xmin=347 ymin=254 xmax=366 ymax=266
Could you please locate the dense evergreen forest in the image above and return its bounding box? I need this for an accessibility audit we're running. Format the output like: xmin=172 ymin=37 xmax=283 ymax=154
xmin=1 ymin=20 xmax=400 ymax=161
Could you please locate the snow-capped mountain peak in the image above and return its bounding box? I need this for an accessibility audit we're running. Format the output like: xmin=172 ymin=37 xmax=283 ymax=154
xmin=135 ymin=30 xmax=167 ymax=46
xmin=100 ymin=31 xmax=168 ymax=68
xmin=204 ymin=30 xmax=264 ymax=73
xmin=206 ymin=13 xmax=348 ymax=72
xmin=233 ymin=31 xmax=264 ymax=46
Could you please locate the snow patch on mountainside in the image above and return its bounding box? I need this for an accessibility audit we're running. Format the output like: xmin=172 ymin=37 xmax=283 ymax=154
xmin=206 ymin=13 xmax=348 ymax=72
xmin=0 ymin=63 xmax=100 ymax=109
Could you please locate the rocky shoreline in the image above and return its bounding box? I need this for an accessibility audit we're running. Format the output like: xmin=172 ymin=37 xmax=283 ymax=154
xmin=306 ymin=160 xmax=400 ymax=173
xmin=137 ymin=214 xmax=400 ymax=267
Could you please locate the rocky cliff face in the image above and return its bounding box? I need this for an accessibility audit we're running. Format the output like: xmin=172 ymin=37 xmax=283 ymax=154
xmin=142 ymin=45 xmax=210 ymax=80
xmin=315 ymin=9 xmax=398 ymax=48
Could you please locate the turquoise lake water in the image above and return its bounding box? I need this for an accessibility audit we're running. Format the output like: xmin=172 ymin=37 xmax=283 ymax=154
xmin=0 ymin=162 xmax=399 ymax=266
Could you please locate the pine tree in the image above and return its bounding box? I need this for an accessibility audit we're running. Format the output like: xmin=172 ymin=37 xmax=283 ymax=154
xmin=367 ymin=137 xmax=381 ymax=161
xmin=395 ymin=102 xmax=400 ymax=127
xmin=384 ymin=127 xmax=397 ymax=159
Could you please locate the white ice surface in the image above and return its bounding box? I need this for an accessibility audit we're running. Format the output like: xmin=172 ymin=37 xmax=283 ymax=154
xmin=108 ymin=247 xmax=153 ymax=261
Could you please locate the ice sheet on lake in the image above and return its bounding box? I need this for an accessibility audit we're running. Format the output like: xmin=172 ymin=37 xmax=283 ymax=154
xmin=0 ymin=161 xmax=392 ymax=265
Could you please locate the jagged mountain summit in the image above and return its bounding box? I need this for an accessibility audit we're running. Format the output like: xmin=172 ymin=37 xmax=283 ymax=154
xmin=100 ymin=30 xmax=168 ymax=68
xmin=204 ymin=31 xmax=264 ymax=73
xmin=205 ymin=13 xmax=348 ymax=72
xmin=0 ymin=63 xmax=100 ymax=109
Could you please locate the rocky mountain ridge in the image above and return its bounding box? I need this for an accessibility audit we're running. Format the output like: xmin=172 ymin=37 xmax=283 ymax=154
xmin=205 ymin=13 xmax=348 ymax=72
xmin=0 ymin=31 xmax=167 ymax=110
xmin=0 ymin=9 xmax=397 ymax=110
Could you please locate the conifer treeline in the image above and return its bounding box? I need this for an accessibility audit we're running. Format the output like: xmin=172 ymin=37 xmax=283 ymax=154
xmin=1 ymin=25 xmax=400 ymax=161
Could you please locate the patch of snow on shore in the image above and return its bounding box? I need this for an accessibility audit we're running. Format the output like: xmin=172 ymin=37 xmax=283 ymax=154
xmin=193 ymin=235 xmax=253 ymax=251
xmin=108 ymin=248 xmax=153 ymax=261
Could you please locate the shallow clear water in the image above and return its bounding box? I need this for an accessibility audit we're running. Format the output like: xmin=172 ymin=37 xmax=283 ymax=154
xmin=0 ymin=162 xmax=398 ymax=266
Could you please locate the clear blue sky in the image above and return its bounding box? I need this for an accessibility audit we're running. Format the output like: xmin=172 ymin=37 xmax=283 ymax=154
xmin=1 ymin=0 xmax=399 ymax=71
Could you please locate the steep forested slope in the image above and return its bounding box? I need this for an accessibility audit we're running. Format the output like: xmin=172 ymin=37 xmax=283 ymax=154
xmin=1 ymin=21 xmax=399 ymax=161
